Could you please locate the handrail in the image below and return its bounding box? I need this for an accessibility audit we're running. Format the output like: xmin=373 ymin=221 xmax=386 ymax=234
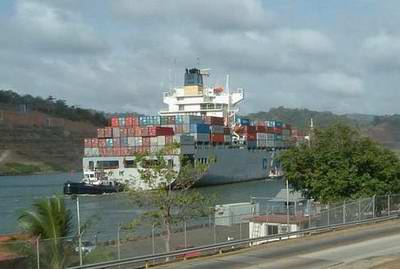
xmin=67 ymin=214 xmax=399 ymax=269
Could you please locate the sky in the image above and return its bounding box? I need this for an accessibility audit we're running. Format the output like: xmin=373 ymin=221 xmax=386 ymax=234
xmin=0 ymin=0 xmax=400 ymax=115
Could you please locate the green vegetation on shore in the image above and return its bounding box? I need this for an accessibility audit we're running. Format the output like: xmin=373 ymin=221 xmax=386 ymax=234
xmin=0 ymin=162 xmax=61 ymax=176
xmin=279 ymin=123 xmax=400 ymax=203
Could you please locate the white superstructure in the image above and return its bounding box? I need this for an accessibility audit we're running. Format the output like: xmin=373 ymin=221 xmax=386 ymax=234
xmin=160 ymin=68 xmax=244 ymax=123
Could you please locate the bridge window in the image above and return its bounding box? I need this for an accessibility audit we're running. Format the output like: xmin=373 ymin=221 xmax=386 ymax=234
xmin=97 ymin=160 xmax=119 ymax=169
xmin=267 ymin=225 xmax=279 ymax=235
xmin=124 ymin=160 xmax=136 ymax=168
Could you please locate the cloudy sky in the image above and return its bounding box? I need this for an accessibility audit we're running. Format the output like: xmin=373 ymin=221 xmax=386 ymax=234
xmin=0 ymin=0 xmax=400 ymax=115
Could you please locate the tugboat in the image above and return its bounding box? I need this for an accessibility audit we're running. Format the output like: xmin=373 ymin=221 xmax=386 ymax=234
xmin=63 ymin=171 xmax=124 ymax=195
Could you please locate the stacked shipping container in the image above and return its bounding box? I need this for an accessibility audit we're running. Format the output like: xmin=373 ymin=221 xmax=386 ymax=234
xmin=84 ymin=115 xmax=302 ymax=157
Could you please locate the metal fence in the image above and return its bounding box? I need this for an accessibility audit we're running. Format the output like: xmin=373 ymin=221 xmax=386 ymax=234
xmin=2 ymin=193 xmax=400 ymax=269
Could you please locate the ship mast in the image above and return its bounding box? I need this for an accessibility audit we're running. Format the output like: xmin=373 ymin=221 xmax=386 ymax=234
xmin=226 ymin=74 xmax=231 ymax=126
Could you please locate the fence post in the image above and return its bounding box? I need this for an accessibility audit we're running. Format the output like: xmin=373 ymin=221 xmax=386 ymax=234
xmin=152 ymin=223 xmax=155 ymax=255
xmin=308 ymin=199 xmax=311 ymax=228
xmin=372 ymin=195 xmax=376 ymax=219
xmin=388 ymin=194 xmax=391 ymax=216
xmin=343 ymin=201 xmax=346 ymax=224
xmin=117 ymin=224 xmax=121 ymax=261
xmin=327 ymin=204 xmax=330 ymax=226
xmin=184 ymin=221 xmax=187 ymax=249
xmin=36 ymin=237 xmax=40 ymax=269
xmin=213 ymin=221 xmax=217 ymax=244
xmin=239 ymin=217 xmax=242 ymax=240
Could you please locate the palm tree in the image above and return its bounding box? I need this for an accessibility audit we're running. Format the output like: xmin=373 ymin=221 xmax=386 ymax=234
xmin=18 ymin=196 xmax=72 ymax=269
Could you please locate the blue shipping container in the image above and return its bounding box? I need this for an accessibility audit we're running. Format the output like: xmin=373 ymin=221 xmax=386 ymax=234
xmin=190 ymin=123 xmax=210 ymax=134
xmin=236 ymin=117 xmax=251 ymax=126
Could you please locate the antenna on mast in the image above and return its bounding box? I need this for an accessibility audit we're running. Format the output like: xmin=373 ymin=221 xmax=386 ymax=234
xmin=226 ymin=74 xmax=231 ymax=126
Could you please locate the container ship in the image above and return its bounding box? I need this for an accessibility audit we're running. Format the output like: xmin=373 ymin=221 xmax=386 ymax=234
xmin=73 ymin=68 xmax=304 ymax=192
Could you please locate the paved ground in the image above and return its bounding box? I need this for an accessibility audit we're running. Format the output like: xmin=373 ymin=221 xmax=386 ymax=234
xmin=155 ymin=219 xmax=400 ymax=269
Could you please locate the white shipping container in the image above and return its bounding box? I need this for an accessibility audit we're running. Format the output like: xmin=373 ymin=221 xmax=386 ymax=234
xmin=157 ymin=136 xmax=166 ymax=146
xmin=150 ymin=137 xmax=158 ymax=146
xmin=174 ymin=134 xmax=194 ymax=145
xmin=112 ymin=127 xmax=120 ymax=138
xmin=84 ymin=148 xmax=93 ymax=156
xmin=256 ymin=133 xmax=267 ymax=141
xmin=150 ymin=145 xmax=158 ymax=153
xmin=210 ymin=125 xmax=224 ymax=134
xmin=127 ymin=137 xmax=135 ymax=146
xmin=191 ymin=133 xmax=209 ymax=142
xmin=256 ymin=139 xmax=267 ymax=147
xmin=92 ymin=148 xmax=100 ymax=156
xmin=134 ymin=137 xmax=143 ymax=146
xmin=266 ymin=140 xmax=275 ymax=147
xmin=266 ymin=133 xmax=275 ymax=141
xmin=224 ymin=135 xmax=232 ymax=143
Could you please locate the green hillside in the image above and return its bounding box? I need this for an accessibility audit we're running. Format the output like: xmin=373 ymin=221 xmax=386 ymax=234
xmin=246 ymin=107 xmax=400 ymax=149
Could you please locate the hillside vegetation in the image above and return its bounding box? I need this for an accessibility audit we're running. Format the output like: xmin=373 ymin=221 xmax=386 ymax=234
xmin=0 ymin=89 xmax=101 ymax=175
xmin=247 ymin=106 xmax=400 ymax=149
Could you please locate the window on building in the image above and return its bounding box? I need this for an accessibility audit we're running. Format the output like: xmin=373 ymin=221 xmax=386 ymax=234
xmin=177 ymin=97 xmax=184 ymax=101
xmin=141 ymin=160 xmax=160 ymax=168
xmin=124 ymin=160 xmax=136 ymax=168
xmin=267 ymin=225 xmax=279 ymax=235
xmin=97 ymin=160 xmax=119 ymax=169
xmin=179 ymin=105 xmax=185 ymax=111
xmin=89 ymin=161 xmax=94 ymax=170
xmin=168 ymin=159 xmax=174 ymax=168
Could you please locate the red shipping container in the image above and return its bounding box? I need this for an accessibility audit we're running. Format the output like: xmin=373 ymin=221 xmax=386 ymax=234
xmin=111 ymin=117 xmax=119 ymax=127
xmin=266 ymin=127 xmax=274 ymax=133
xmin=273 ymin=127 xmax=283 ymax=134
xmin=246 ymin=133 xmax=257 ymax=141
xmin=256 ymin=126 xmax=267 ymax=133
xmin=120 ymin=128 xmax=128 ymax=137
xmin=84 ymin=138 xmax=92 ymax=148
xmin=98 ymin=139 xmax=106 ymax=148
xmin=113 ymin=138 xmax=121 ymax=147
xmin=210 ymin=116 xmax=224 ymax=126
xmin=120 ymin=147 xmax=129 ymax=156
xmin=141 ymin=127 xmax=149 ymax=137
xmin=125 ymin=117 xmax=132 ymax=127
xmin=97 ymin=128 xmax=105 ymax=138
xmin=104 ymin=127 xmax=113 ymax=138
xmin=210 ymin=134 xmax=224 ymax=143
xmin=113 ymin=147 xmax=121 ymax=156
xmin=142 ymin=137 xmax=150 ymax=146
xmin=145 ymin=127 xmax=174 ymax=137
xmin=91 ymin=138 xmax=98 ymax=147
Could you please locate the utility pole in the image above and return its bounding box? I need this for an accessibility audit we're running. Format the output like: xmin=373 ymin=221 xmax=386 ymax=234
xmin=286 ymin=178 xmax=290 ymax=231
xmin=74 ymin=195 xmax=83 ymax=267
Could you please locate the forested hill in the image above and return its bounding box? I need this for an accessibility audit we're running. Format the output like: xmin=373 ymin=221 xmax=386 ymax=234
xmin=247 ymin=107 xmax=400 ymax=149
xmin=0 ymin=90 xmax=107 ymax=126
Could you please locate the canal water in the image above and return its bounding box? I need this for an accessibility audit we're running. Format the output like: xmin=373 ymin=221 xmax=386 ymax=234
xmin=0 ymin=173 xmax=285 ymax=240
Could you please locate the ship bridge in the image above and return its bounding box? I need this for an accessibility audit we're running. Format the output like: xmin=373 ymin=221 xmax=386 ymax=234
xmin=159 ymin=68 xmax=244 ymax=120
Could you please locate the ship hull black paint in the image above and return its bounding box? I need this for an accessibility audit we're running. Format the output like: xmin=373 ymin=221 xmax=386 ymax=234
xmin=63 ymin=182 xmax=122 ymax=195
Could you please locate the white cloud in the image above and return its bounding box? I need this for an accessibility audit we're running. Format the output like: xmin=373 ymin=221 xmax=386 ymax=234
xmin=361 ymin=32 xmax=400 ymax=72
xmin=305 ymin=72 xmax=364 ymax=97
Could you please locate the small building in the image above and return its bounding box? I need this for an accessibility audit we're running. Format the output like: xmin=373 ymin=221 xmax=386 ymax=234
xmin=215 ymin=202 xmax=259 ymax=226
xmin=248 ymin=214 xmax=311 ymax=245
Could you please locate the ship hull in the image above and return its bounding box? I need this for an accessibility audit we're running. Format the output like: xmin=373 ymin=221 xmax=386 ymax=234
xmin=81 ymin=146 xmax=275 ymax=189
xmin=193 ymin=146 xmax=272 ymax=186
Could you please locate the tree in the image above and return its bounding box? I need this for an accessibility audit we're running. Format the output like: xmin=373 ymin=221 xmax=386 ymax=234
xmin=279 ymin=123 xmax=400 ymax=203
xmin=18 ymin=196 xmax=72 ymax=269
xmin=129 ymin=144 xmax=214 ymax=254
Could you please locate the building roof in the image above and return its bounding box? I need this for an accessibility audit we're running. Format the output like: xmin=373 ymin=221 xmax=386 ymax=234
xmin=248 ymin=214 xmax=311 ymax=224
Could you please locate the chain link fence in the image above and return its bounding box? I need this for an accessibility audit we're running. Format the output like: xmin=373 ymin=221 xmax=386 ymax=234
xmin=1 ymin=193 xmax=399 ymax=268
